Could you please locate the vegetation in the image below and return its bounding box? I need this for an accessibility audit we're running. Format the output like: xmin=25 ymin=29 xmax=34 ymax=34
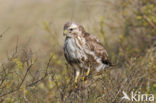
xmin=0 ymin=0 xmax=155 ymax=103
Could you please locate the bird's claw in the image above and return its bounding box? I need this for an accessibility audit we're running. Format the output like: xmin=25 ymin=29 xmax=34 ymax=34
xmin=81 ymin=76 xmax=88 ymax=84
xmin=81 ymin=76 xmax=85 ymax=81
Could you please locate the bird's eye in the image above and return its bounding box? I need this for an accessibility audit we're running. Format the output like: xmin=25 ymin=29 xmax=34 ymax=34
xmin=69 ymin=28 xmax=73 ymax=31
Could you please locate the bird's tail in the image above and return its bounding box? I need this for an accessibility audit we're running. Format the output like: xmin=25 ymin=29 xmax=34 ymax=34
xmin=103 ymin=59 xmax=112 ymax=66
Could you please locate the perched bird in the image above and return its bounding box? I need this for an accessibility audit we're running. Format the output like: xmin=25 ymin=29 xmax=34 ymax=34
xmin=63 ymin=22 xmax=112 ymax=83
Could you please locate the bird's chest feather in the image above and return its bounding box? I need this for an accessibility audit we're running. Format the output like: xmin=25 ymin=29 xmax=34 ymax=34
xmin=64 ymin=37 xmax=77 ymax=57
xmin=63 ymin=37 xmax=87 ymax=63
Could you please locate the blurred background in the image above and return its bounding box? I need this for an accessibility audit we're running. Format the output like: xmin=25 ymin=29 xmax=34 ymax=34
xmin=0 ymin=0 xmax=132 ymax=62
xmin=0 ymin=0 xmax=155 ymax=103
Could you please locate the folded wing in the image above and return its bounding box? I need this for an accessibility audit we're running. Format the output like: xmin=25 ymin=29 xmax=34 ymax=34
xmin=84 ymin=32 xmax=112 ymax=66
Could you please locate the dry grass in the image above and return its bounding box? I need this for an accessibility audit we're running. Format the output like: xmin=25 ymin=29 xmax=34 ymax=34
xmin=0 ymin=0 xmax=156 ymax=103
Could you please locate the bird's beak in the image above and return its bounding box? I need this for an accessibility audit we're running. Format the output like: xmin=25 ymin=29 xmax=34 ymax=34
xmin=63 ymin=30 xmax=68 ymax=36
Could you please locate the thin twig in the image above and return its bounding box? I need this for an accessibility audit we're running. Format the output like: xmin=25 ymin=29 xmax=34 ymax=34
xmin=26 ymin=56 xmax=53 ymax=87
xmin=0 ymin=27 xmax=10 ymax=38
xmin=143 ymin=15 xmax=156 ymax=30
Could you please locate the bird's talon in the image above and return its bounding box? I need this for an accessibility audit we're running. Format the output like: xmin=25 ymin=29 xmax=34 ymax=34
xmin=74 ymin=76 xmax=78 ymax=84
xmin=85 ymin=80 xmax=88 ymax=84
xmin=81 ymin=77 xmax=85 ymax=81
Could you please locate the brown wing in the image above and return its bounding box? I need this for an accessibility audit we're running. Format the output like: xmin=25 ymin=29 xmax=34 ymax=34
xmin=84 ymin=32 xmax=112 ymax=66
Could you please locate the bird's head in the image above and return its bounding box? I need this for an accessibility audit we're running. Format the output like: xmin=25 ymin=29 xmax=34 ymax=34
xmin=63 ymin=22 xmax=85 ymax=37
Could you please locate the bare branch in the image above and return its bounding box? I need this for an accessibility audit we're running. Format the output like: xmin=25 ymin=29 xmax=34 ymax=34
xmin=26 ymin=56 xmax=53 ymax=87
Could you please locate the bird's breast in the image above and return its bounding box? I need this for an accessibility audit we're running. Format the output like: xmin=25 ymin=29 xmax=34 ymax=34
xmin=65 ymin=38 xmax=76 ymax=53
xmin=63 ymin=37 xmax=88 ymax=65
xmin=63 ymin=37 xmax=78 ymax=62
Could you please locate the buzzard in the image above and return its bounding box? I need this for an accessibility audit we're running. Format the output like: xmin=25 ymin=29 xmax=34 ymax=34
xmin=63 ymin=22 xmax=112 ymax=83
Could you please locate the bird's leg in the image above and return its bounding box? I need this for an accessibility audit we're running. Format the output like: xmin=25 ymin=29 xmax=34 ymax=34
xmin=81 ymin=69 xmax=85 ymax=81
xmin=84 ymin=68 xmax=90 ymax=84
xmin=86 ymin=68 xmax=90 ymax=76
xmin=74 ymin=70 xmax=80 ymax=84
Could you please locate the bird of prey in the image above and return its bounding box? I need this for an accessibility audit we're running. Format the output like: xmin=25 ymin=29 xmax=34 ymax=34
xmin=63 ymin=22 xmax=112 ymax=83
